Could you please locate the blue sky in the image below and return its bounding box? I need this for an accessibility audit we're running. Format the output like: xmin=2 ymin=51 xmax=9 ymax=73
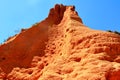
xmin=0 ymin=0 xmax=120 ymax=43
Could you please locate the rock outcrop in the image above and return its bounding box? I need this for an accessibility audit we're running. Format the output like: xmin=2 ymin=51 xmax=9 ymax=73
xmin=0 ymin=4 xmax=120 ymax=80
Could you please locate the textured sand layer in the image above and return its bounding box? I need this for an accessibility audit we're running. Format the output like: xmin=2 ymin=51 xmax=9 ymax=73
xmin=0 ymin=4 xmax=120 ymax=80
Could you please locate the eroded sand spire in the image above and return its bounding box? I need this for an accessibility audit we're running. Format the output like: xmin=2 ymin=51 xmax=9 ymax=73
xmin=0 ymin=4 xmax=120 ymax=80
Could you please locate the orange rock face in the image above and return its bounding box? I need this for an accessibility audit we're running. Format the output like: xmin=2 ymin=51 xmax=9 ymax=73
xmin=0 ymin=4 xmax=120 ymax=80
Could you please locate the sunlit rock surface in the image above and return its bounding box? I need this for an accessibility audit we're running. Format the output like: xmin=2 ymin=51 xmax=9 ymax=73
xmin=0 ymin=4 xmax=120 ymax=80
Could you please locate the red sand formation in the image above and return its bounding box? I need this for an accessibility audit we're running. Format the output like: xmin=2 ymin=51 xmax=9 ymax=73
xmin=0 ymin=4 xmax=120 ymax=80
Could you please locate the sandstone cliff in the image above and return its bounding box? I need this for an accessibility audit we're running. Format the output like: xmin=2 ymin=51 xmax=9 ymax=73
xmin=0 ymin=4 xmax=120 ymax=80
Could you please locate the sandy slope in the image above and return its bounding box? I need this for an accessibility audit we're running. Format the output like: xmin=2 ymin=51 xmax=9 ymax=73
xmin=0 ymin=4 xmax=120 ymax=80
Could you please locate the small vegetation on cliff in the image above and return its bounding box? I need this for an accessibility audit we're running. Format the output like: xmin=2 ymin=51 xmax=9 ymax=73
xmin=32 ymin=22 xmax=39 ymax=26
xmin=107 ymin=30 xmax=120 ymax=35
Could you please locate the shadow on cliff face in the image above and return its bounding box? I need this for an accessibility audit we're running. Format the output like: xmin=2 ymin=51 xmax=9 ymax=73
xmin=0 ymin=24 xmax=48 ymax=73
xmin=0 ymin=4 xmax=69 ymax=74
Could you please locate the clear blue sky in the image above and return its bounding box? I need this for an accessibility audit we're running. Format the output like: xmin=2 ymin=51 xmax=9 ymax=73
xmin=0 ymin=0 xmax=120 ymax=43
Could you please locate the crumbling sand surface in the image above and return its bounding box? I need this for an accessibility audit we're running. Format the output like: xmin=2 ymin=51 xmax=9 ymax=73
xmin=0 ymin=4 xmax=120 ymax=80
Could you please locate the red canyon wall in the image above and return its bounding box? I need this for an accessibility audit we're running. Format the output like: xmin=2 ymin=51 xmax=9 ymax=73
xmin=0 ymin=4 xmax=120 ymax=80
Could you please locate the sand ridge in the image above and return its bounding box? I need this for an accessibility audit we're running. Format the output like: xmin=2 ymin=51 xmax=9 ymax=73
xmin=0 ymin=4 xmax=120 ymax=80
